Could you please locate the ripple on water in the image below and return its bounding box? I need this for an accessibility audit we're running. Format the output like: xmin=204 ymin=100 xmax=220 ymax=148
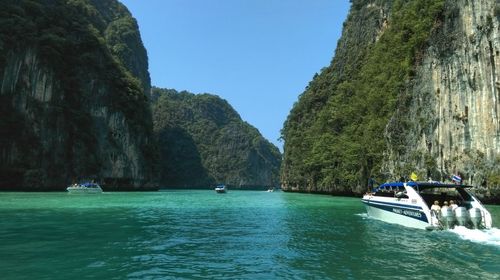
xmin=1 ymin=191 xmax=499 ymax=280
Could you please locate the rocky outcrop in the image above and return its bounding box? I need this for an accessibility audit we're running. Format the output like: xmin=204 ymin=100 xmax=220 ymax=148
xmin=152 ymin=88 xmax=281 ymax=189
xmin=383 ymin=0 xmax=500 ymax=201
xmin=0 ymin=0 xmax=156 ymax=190
xmin=281 ymin=0 xmax=500 ymax=202
xmin=280 ymin=0 xmax=394 ymax=194
xmin=87 ymin=0 xmax=151 ymax=94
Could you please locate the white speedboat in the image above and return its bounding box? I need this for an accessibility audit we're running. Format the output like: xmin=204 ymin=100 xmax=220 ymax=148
xmin=66 ymin=182 xmax=103 ymax=194
xmin=362 ymin=181 xmax=492 ymax=230
xmin=215 ymin=184 xmax=227 ymax=193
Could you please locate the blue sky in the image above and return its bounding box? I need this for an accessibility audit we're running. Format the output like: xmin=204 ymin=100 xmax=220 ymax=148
xmin=119 ymin=0 xmax=351 ymax=151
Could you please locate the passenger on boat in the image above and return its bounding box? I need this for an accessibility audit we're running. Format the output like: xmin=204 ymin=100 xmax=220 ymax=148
xmin=431 ymin=200 xmax=441 ymax=213
xmin=449 ymin=200 xmax=458 ymax=210
xmin=441 ymin=201 xmax=449 ymax=210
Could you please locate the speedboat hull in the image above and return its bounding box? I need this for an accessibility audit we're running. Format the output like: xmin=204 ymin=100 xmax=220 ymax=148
xmin=362 ymin=197 xmax=430 ymax=230
xmin=66 ymin=187 xmax=102 ymax=193
xmin=66 ymin=182 xmax=103 ymax=194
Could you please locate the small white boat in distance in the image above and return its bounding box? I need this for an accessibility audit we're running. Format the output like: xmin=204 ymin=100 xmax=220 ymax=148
xmin=267 ymin=187 xmax=275 ymax=192
xmin=215 ymin=184 xmax=227 ymax=193
xmin=66 ymin=182 xmax=103 ymax=194
xmin=362 ymin=181 xmax=492 ymax=230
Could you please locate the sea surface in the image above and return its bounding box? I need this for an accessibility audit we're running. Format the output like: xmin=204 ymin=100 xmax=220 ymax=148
xmin=1 ymin=190 xmax=499 ymax=280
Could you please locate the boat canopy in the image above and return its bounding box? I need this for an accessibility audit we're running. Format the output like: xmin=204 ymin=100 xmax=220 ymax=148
xmin=80 ymin=182 xmax=99 ymax=188
xmin=374 ymin=181 xmax=472 ymax=192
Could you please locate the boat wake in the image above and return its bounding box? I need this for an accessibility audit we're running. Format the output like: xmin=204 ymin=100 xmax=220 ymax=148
xmin=448 ymin=226 xmax=500 ymax=246
xmin=355 ymin=213 xmax=370 ymax=219
xmin=357 ymin=212 xmax=500 ymax=247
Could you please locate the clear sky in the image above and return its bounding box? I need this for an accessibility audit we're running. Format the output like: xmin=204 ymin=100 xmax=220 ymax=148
xmin=119 ymin=0 xmax=351 ymax=151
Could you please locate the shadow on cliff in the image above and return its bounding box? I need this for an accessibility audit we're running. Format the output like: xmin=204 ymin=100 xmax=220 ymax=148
xmin=157 ymin=127 xmax=214 ymax=188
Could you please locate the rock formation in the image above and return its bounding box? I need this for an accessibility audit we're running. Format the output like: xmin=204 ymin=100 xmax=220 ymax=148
xmin=281 ymin=0 xmax=500 ymax=202
xmin=0 ymin=0 xmax=156 ymax=190
xmin=152 ymin=88 xmax=282 ymax=189
xmin=383 ymin=0 xmax=500 ymax=201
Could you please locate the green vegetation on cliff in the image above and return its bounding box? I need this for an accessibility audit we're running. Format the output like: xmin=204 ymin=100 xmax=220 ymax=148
xmin=0 ymin=0 xmax=155 ymax=189
xmin=152 ymin=88 xmax=281 ymax=189
xmin=281 ymin=0 xmax=445 ymax=193
xmin=0 ymin=0 xmax=150 ymax=122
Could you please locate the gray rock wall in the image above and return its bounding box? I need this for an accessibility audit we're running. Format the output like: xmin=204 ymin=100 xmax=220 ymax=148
xmin=0 ymin=47 xmax=155 ymax=190
xmin=383 ymin=0 xmax=500 ymax=200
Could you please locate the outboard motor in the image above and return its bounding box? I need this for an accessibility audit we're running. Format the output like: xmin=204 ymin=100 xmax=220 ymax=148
xmin=454 ymin=207 xmax=470 ymax=227
xmin=469 ymin=208 xmax=483 ymax=229
xmin=439 ymin=207 xmax=455 ymax=229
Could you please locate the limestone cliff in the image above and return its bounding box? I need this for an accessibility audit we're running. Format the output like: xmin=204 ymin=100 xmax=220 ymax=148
xmin=87 ymin=0 xmax=151 ymax=94
xmin=152 ymin=88 xmax=282 ymax=189
xmin=0 ymin=0 xmax=156 ymax=190
xmin=281 ymin=0 xmax=500 ymax=202
xmin=383 ymin=0 xmax=500 ymax=201
xmin=281 ymin=0 xmax=394 ymax=195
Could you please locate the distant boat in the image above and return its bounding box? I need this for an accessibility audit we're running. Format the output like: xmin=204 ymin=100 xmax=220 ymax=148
xmin=266 ymin=187 xmax=275 ymax=192
xmin=66 ymin=182 xmax=103 ymax=194
xmin=215 ymin=184 xmax=227 ymax=193
xmin=362 ymin=181 xmax=492 ymax=230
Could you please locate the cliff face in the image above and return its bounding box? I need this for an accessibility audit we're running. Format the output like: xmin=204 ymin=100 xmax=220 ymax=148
xmin=152 ymin=88 xmax=282 ymax=189
xmin=281 ymin=0 xmax=394 ymax=194
xmin=281 ymin=0 xmax=500 ymax=201
xmin=87 ymin=0 xmax=151 ymax=94
xmin=0 ymin=0 xmax=156 ymax=190
xmin=383 ymin=0 xmax=500 ymax=201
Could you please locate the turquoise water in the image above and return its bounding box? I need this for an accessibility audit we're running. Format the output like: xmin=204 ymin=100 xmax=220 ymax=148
xmin=1 ymin=190 xmax=499 ymax=279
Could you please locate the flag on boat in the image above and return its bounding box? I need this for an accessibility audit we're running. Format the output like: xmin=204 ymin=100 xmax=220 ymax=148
xmin=452 ymin=174 xmax=462 ymax=184
xmin=410 ymin=172 xmax=418 ymax=181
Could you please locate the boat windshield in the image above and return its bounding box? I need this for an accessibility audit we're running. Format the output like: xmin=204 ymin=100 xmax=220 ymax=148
xmin=372 ymin=183 xmax=407 ymax=198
